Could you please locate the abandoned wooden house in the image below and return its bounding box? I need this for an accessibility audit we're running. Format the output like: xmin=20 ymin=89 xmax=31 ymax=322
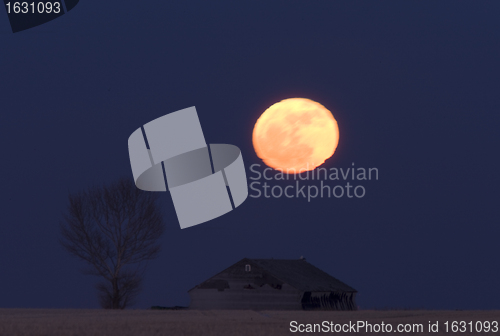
xmin=188 ymin=258 xmax=357 ymax=310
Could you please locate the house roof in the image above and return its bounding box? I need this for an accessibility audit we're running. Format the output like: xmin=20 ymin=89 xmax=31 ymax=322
xmin=246 ymin=258 xmax=357 ymax=293
xmin=188 ymin=258 xmax=357 ymax=293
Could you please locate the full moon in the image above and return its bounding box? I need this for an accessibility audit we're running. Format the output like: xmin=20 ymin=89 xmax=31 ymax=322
xmin=252 ymin=98 xmax=339 ymax=172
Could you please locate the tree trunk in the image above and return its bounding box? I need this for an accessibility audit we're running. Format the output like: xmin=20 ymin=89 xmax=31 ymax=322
xmin=112 ymin=278 xmax=120 ymax=309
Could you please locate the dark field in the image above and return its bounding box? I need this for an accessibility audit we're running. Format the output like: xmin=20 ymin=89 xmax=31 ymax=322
xmin=0 ymin=309 xmax=499 ymax=335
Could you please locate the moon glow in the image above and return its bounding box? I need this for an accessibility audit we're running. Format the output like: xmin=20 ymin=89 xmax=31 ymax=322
xmin=252 ymin=98 xmax=339 ymax=173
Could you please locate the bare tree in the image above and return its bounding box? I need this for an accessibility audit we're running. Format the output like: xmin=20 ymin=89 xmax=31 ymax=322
xmin=60 ymin=177 xmax=164 ymax=309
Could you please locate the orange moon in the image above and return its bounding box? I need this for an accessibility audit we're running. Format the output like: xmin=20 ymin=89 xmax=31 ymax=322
xmin=252 ymin=98 xmax=339 ymax=173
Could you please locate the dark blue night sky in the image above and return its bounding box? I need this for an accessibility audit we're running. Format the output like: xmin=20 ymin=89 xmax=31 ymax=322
xmin=1 ymin=1 xmax=499 ymax=310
